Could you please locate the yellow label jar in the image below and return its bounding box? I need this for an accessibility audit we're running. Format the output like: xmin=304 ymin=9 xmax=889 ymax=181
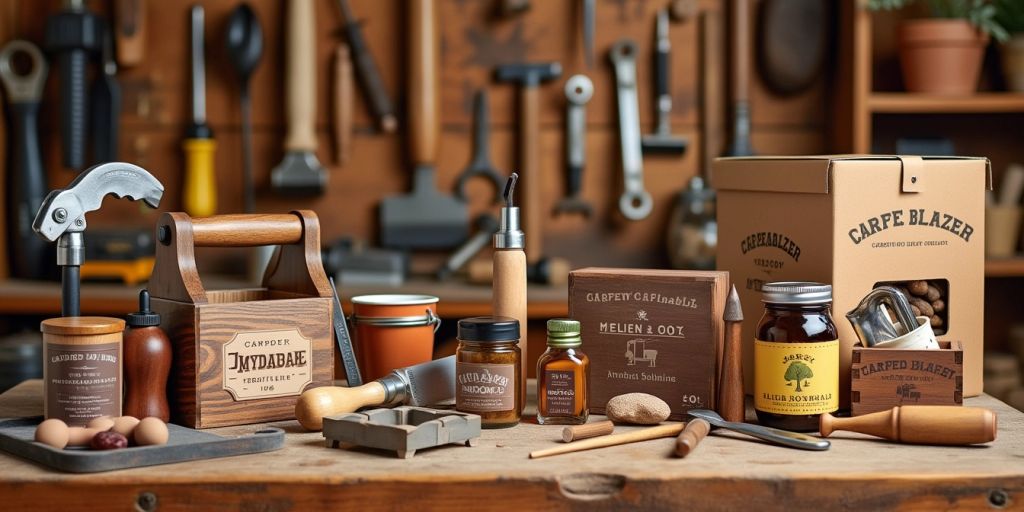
xmin=754 ymin=282 xmax=838 ymax=432
xmin=456 ymin=317 xmax=521 ymax=428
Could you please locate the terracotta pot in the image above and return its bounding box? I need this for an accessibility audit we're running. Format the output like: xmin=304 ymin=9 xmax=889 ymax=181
xmin=1001 ymin=34 xmax=1024 ymax=92
xmin=351 ymin=294 xmax=440 ymax=382
xmin=898 ymin=19 xmax=989 ymax=95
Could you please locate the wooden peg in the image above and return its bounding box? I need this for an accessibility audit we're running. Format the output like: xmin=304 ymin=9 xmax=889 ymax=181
xmin=530 ymin=423 xmax=684 ymax=459
xmin=675 ymin=418 xmax=710 ymax=457
xmin=562 ymin=420 xmax=614 ymax=442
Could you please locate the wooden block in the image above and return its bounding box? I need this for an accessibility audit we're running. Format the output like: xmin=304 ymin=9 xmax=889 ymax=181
xmin=851 ymin=341 xmax=964 ymax=416
xmin=322 ymin=406 xmax=482 ymax=459
xmin=569 ymin=268 xmax=729 ymax=420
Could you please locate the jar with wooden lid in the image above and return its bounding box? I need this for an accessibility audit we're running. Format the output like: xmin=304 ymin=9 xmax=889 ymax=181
xmin=41 ymin=317 xmax=125 ymax=426
xmin=754 ymin=282 xmax=839 ymax=432
xmin=456 ymin=317 xmax=521 ymax=428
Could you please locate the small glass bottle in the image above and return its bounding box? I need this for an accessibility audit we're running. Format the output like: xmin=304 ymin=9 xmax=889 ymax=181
xmin=455 ymin=317 xmax=521 ymax=428
xmin=537 ymin=318 xmax=589 ymax=425
xmin=754 ymin=282 xmax=839 ymax=432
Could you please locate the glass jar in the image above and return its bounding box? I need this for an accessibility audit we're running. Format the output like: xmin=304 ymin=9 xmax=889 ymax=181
xmin=754 ymin=282 xmax=839 ymax=432
xmin=537 ymin=319 xmax=589 ymax=425
xmin=456 ymin=317 xmax=521 ymax=428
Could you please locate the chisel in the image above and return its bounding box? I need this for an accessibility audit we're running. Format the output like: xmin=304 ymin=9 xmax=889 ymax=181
xmin=336 ymin=0 xmax=396 ymax=133
xmin=183 ymin=5 xmax=217 ymax=217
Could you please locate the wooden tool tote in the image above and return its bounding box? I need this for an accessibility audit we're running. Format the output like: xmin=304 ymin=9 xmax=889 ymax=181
xmin=150 ymin=211 xmax=334 ymax=428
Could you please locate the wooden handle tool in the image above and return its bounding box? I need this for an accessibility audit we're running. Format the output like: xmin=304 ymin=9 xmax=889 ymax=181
xmin=562 ymin=420 xmax=614 ymax=442
xmin=820 ymin=406 xmax=997 ymax=446
xmin=530 ymin=423 xmax=684 ymax=459
xmin=675 ymin=418 xmax=710 ymax=457
xmin=409 ymin=0 xmax=439 ymax=165
xmin=115 ymin=0 xmax=146 ymax=67
xmin=334 ymin=43 xmax=353 ymax=165
xmin=295 ymin=383 xmax=388 ymax=431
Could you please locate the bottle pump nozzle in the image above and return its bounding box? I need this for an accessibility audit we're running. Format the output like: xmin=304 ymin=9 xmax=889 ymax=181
xmin=495 ymin=173 xmax=524 ymax=249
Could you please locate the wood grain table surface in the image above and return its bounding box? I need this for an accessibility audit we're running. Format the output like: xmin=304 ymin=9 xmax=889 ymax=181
xmin=0 ymin=380 xmax=1021 ymax=511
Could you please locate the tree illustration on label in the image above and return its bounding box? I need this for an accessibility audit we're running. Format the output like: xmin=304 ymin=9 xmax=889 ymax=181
xmin=784 ymin=361 xmax=813 ymax=392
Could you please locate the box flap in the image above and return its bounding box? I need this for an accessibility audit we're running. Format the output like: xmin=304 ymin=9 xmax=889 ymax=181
xmin=713 ymin=155 xmax=993 ymax=194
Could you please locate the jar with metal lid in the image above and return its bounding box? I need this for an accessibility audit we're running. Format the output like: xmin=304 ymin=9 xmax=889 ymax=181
xmin=537 ymin=319 xmax=589 ymax=425
xmin=754 ymin=282 xmax=839 ymax=432
xmin=456 ymin=316 xmax=521 ymax=428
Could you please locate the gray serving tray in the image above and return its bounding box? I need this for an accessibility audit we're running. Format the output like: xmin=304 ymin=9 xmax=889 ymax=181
xmin=0 ymin=417 xmax=284 ymax=473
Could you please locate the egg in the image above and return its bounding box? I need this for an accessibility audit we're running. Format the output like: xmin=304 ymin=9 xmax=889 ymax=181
xmin=86 ymin=416 xmax=114 ymax=431
xmin=67 ymin=427 xmax=99 ymax=447
xmin=111 ymin=416 xmax=140 ymax=437
xmin=34 ymin=419 xmax=69 ymax=449
xmin=133 ymin=417 xmax=169 ymax=446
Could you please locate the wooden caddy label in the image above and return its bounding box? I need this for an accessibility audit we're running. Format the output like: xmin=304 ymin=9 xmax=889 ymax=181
xmin=222 ymin=329 xmax=313 ymax=401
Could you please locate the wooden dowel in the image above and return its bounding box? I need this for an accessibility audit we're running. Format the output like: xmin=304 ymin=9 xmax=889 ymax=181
xmin=530 ymin=423 xmax=684 ymax=459
xmin=675 ymin=418 xmax=710 ymax=457
xmin=562 ymin=420 xmax=614 ymax=442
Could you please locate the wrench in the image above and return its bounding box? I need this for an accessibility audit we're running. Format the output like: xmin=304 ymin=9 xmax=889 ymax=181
xmin=33 ymin=162 xmax=163 ymax=316
xmin=0 ymin=40 xmax=50 ymax=279
xmin=610 ymin=40 xmax=653 ymax=221
xmin=454 ymin=90 xmax=505 ymax=204
xmin=554 ymin=74 xmax=593 ymax=217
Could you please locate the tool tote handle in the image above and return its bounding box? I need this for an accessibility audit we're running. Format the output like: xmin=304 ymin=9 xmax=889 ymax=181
xmin=150 ymin=211 xmax=332 ymax=304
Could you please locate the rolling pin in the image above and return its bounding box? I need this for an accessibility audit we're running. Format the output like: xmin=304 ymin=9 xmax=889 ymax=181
xmin=819 ymin=406 xmax=997 ymax=446
xmin=530 ymin=423 xmax=684 ymax=459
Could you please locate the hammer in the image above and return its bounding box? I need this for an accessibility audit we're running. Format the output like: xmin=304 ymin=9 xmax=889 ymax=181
xmin=495 ymin=62 xmax=561 ymax=263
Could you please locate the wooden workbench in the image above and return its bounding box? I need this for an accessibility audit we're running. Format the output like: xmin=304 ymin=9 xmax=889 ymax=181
xmin=1 ymin=380 xmax=1021 ymax=510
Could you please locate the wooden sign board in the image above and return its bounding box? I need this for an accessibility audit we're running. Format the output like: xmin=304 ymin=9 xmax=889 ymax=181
xmin=569 ymin=268 xmax=729 ymax=420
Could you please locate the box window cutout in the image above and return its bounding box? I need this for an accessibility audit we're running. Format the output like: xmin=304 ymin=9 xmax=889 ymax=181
xmin=872 ymin=279 xmax=949 ymax=336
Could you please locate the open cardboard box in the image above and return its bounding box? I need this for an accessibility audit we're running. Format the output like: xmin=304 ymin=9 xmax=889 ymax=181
xmin=714 ymin=155 xmax=991 ymax=407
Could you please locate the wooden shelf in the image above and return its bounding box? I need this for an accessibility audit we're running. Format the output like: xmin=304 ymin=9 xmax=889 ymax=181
xmin=0 ymin=278 xmax=568 ymax=319
xmin=869 ymin=93 xmax=1024 ymax=114
xmin=985 ymin=257 xmax=1024 ymax=278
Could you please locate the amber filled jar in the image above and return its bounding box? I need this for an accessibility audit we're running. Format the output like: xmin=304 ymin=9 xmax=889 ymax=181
xmin=754 ymin=282 xmax=839 ymax=432
xmin=537 ymin=319 xmax=589 ymax=425
xmin=456 ymin=317 xmax=521 ymax=428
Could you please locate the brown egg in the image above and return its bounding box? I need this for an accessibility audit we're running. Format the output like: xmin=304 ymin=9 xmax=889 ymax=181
xmin=86 ymin=416 xmax=115 ymax=431
xmin=111 ymin=416 xmax=140 ymax=437
xmin=133 ymin=417 xmax=169 ymax=446
xmin=67 ymin=427 xmax=100 ymax=447
xmin=34 ymin=419 xmax=69 ymax=449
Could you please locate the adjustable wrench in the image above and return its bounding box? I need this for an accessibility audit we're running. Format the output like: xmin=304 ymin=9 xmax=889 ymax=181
xmin=33 ymin=162 xmax=163 ymax=316
xmin=610 ymin=40 xmax=653 ymax=221
xmin=554 ymin=74 xmax=593 ymax=217
xmin=0 ymin=40 xmax=51 ymax=279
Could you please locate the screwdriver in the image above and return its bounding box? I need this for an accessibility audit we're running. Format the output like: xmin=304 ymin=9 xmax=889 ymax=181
xmin=183 ymin=5 xmax=216 ymax=217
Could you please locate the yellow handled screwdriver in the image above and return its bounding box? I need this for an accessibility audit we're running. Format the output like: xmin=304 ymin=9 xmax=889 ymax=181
xmin=183 ymin=4 xmax=216 ymax=217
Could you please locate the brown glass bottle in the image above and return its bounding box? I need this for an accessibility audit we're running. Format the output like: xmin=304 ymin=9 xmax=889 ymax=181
xmin=537 ymin=319 xmax=589 ymax=425
xmin=754 ymin=282 xmax=839 ymax=432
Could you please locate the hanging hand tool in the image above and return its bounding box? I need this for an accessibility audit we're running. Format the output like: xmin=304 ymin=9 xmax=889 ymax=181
xmin=225 ymin=3 xmax=263 ymax=214
xmin=495 ymin=61 xmax=562 ymax=262
xmin=687 ymin=409 xmax=830 ymax=450
xmin=0 ymin=41 xmax=51 ymax=280
xmin=114 ymin=0 xmax=146 ymax=67
xmin=380 ymin=0 xmax=467 ymax=249
xmin=725 ymin=0 xmax=755 ymax=156
xmin=555 ymin=74 xmax=593 ymax=217
xmin=333 ymin=43 xmax=353 ymax=165
xmin=183 ymin=5 xmax=217 ymax=217
xmin=820 ymin=406 xmax=997 ymax=446
xmin=436 ymin=213 xmax=499 ymax=280
xmin=90 ymin=23 xmax=120 ymax=164
xmin=336 ymin=0 xmax=396 ymax=133
xmin=610 ymin=40 xmax=652 ymax=221
xmin=45 ymin=0 xmax=101 ymax=171
xmin=642 ymin=9 xmax=688 ymax=155
xmin=272 ymin=0 xmax=328 ymax=196
xmin=454 ymin=90 xmax=504 ymax=204
xmin=329 ymin=277 xmax=362 ymax=387
xmin=295 ymin=355 xmax=456 ymax=431
xmin=582 ymin=0 xmax=594 ymax=69
xmin=32 ymin=162 xmax=164 ymax=317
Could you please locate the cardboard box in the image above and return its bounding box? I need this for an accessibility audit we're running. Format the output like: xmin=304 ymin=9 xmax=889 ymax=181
xmin=715 ymin=156 xmax=990 ymax=405
xmin=851 ymin=341 xmax=963 ymax=416
xmin=569 ymin=268 xmax=729 ymax=420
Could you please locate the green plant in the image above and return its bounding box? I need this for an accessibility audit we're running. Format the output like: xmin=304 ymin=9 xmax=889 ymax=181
xmin=995 ymin=0 xmax=1024 ymax=34
xmin=868 ymin=0 xmax=1010 ymax=42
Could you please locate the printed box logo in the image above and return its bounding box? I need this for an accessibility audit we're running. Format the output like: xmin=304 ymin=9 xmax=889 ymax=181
xmin=222 ymin=329 xmax=312 ymax=401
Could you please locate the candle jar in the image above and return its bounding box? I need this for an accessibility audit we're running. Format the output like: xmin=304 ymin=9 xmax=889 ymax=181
xmin=455 ymin=317 xmax=521 ymax=428
xmin=41 ymin=317 xmax=125 ymax=426
xmin=537 ymin=318 xmax=589 ymax=425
